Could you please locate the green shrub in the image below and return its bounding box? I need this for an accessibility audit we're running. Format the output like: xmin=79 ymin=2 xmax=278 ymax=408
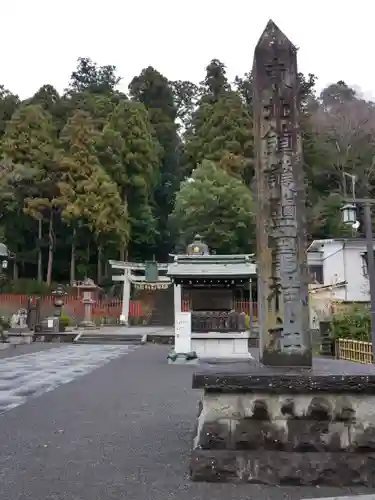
xmin=330 ymin=304 xmax=370 ymax=341
xmin=0 ymin=315 xmax=9 ymax=329
xmin=59 ymin=312 xmax=72 ymax=330
xmin=244 ymin=314 xmax=250 ymax=329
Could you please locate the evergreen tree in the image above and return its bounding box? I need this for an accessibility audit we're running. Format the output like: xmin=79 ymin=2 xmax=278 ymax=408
xmin=0 ymin=85 xmax=20 ymax=140
xmin=99 ymin=101 xmax=161 ymax=260
xmin=66 ymin=57 xmax=121 ymax=95
xmin=56 ymin=110 xmax=129 ymax=282
xmin=171 ymin=160 xmax=255 ymax=254
xmin=1 ymin=104 xmax=57 ymax=282
xmin=185 ymin=90 xmax=253 ymax=183
xmin=185 ymin=60 xmax=253 ymax=184
xmin=200 ymin=59 xmax=231 ymax=102
xmin=129 ymin=66 xmax=181 ymax=259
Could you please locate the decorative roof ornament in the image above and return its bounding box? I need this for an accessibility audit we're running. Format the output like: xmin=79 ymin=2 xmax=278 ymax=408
xmin=186 ymin=234 xmax=210 ymax=256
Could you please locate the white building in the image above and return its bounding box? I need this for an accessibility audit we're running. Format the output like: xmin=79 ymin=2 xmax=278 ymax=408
xmin=307 ymin=238 xmax=375 ymax=303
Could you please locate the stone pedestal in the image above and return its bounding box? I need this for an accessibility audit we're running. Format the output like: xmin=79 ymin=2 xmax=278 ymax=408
xmin=72 ymin=279 xmax=98 ymax=329
xmin=7 ymin=308 xmax=34 ymax=344
xmin=190 ymin=359 xmax=375 ymax=486
xmin=191 ymin=332 xmax=252 ymax=360
xmin=40 ymin=316 xmax=59 ymax=333
xmin=7 ymin=330 xmax=33 ymax=344
xmin=79 ymin=294 xmax=96 ymax=329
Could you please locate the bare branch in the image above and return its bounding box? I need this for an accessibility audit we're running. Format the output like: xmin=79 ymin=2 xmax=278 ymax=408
xmin=311 ymin=98 xmax=375 ymax=194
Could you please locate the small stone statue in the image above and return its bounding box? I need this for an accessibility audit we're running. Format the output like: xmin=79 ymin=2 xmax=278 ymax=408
xmin=10 ymin=311 xmax=20 ymax=329
xmin=10 ymin=308 xmax=28 ymax=330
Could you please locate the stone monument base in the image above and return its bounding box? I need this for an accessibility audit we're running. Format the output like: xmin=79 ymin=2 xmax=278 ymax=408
xmin=191 ymin=332 xmax=252 ymax=360
xmin=6 ymin=329 xmax=33 ymax=344
xmin=190 ymin=359 xmax=375 ymax=486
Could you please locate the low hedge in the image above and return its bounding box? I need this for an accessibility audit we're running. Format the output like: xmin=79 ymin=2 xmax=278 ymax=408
xmin=330 ymin=304 xmax=370 ymax=342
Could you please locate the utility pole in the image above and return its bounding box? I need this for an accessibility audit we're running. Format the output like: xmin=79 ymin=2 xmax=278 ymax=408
xmin=342 ymin=172 xmax=375 ymax=362
xmin=363 ymin=201 xmax=375 ymax=362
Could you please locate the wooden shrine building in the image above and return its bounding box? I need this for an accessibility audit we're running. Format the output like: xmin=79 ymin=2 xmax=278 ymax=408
xmin=167 ymin=237 xmax=256 ymax=358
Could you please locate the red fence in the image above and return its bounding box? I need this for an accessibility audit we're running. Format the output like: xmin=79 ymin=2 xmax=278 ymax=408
xmin=0 ymin=294 xmax=257 ymax=321
xmin=0 ymin=294 xmax=143 ymax=322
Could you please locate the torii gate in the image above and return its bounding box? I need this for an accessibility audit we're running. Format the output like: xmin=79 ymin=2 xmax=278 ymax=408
xmin=109 ymin=260 xmax=172 ymax=325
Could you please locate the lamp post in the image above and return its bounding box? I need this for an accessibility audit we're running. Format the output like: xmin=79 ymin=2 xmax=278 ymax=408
xmin=341 ymin=173 xmax=375 ymax=362
xmin=0 ymin=243 xmax=9 ymax=289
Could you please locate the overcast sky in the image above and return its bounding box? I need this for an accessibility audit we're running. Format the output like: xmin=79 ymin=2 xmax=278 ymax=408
xmin=2 ymin=0 xmax=374 ymax=100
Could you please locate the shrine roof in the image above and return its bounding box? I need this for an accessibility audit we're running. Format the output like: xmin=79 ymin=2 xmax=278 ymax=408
xmin=167 ymin=254 xmax=256 ymax=278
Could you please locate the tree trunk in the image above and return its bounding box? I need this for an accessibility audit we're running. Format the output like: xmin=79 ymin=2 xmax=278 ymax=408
xmin=97 ymin=245 xmax=103 ymax=284
xmin=119 ymin=192 xmax=128 ymax=261
xmin=70 ymin=229 xmax=76 ymax=284
xmin=13 ymin=261 xmax=18 ymax=280
xmin=46 ymin=212 xmax=54 ymax=286
xmin=37 ymin=219 xmax=43 ymax=282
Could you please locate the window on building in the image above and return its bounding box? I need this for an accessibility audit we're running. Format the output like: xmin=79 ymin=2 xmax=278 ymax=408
xmin=308 ymin=265 xmax=324 ymax=284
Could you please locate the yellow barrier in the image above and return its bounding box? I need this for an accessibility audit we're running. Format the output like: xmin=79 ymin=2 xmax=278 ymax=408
xmin=335 ymin=338 xmax=373 ymax=364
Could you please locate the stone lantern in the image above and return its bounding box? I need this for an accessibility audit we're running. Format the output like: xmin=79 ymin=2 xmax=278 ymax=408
xmin=51 ymin=284 xmax=67 ymax=318
xmin=76 ymin=278 xmax=98 ymax=329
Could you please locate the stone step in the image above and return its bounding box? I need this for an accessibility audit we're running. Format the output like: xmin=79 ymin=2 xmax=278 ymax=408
xmin=74 ymin=333 xmax=144 ymax=345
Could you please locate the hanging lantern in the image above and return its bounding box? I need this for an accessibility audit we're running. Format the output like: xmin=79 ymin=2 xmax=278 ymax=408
xmin=341 ymin=203 xmax=357 ymax=225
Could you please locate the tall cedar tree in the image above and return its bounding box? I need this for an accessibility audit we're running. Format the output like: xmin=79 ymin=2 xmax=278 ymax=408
xmin=56 ymin=110 xmax=129 ymax=282
xmin=99 ymin=101 xmax=161 ymax=260
xmin=186 ymin=60 xmax=253 ymax=184
xmin=129 ymin=66 xmax=181 ymax=259
xmin=1 ymin=104 xmax=57 ymax=283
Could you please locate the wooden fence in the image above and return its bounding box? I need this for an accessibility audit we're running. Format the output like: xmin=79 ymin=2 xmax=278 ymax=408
xmin=181 ymin=299 xmax=257 ymax=317
xmin=335 ymin=338 xmax=373 ymax=364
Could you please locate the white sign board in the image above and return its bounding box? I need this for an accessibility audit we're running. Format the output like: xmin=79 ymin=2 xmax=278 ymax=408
xmin=47 ymin=318 xmax=54 ymax=329
xmin=174 ymin=312 xmax=192 ymax=353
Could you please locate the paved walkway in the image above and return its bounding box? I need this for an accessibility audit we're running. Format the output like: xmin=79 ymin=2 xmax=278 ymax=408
xmin=0 ymin=344 xmax=373 ymax=500
xmin=0 ymin=344 xmax=138 ymax=413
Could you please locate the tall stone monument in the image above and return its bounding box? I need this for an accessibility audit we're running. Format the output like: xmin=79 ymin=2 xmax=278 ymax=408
xmin=189 ymin=21 xmax=375 ymax=486
xmin=253 ymin=19 xmax=311 ymax=366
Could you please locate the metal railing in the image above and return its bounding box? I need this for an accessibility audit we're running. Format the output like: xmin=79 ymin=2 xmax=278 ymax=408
xmin=335 ymin=338 xmax=373 ymax=364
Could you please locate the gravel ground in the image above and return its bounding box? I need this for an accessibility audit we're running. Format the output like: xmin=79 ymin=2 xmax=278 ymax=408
xmin=0 ymin=344 xmax=373 ymax=500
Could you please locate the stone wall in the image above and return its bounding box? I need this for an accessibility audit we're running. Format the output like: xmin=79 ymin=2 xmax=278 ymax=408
xmin=191 ymin=391 xmax=375 ymax=485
